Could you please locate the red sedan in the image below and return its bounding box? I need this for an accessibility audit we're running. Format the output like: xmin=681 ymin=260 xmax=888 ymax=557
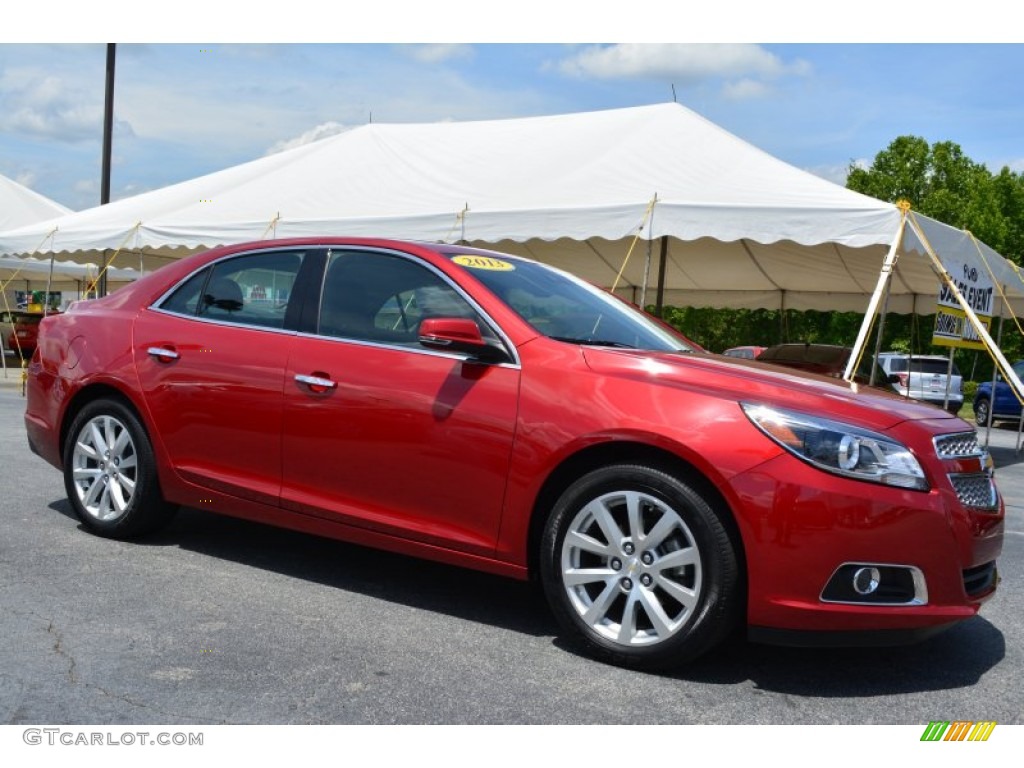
xmin=24 ymin=238 xmax=1003 ymax=670
xmin=6 ymin=309 xmax=59 ymax=358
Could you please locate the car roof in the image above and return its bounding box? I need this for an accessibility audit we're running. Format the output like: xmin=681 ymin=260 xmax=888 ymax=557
xmin=758 ymin=343 xmax=850 ymax=364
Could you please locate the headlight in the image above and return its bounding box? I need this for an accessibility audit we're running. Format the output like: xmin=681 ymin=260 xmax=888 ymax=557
xmin=741 ymin=403 xmax=929 ymax=491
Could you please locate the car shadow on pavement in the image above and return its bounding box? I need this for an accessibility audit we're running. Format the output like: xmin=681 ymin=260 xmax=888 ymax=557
xmin=47 ymin=498 xmax=1007 ymax=692
xmin=656 ymin=617 xmax=1005 ymax=694
xmin=48 ymin=499 xmax=558 ymax=638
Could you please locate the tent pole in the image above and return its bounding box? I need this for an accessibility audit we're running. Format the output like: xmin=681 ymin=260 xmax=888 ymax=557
xmin=639 ymin=238 xmax=653 ymax=310
xmin=45 ymin=253 xmax=56 ymax=314
xmin=654 ymin=236 xmax=668 ymax=318
xmin=779 ymin=291 xmax=786 ymax=343
xmin=843 ymin=213 xmax=907 ymax=382
xmin=983 ymin=314 xmax=1003 ymax=447
xmin=868 ymin=266 xmax=894 ymax=385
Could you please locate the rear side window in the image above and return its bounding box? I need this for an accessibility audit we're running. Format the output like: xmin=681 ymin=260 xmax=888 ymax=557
xmin=886 ymin=357 xmax=959 ymax=376
xmin=159 ymin=251 xmax=306 ymax=330
xmin=160 ymin=268 xmax=210 ymax=316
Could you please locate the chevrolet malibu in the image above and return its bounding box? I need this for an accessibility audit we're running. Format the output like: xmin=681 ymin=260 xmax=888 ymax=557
xmin=24 ymin=238 xmax=1003 ymax=670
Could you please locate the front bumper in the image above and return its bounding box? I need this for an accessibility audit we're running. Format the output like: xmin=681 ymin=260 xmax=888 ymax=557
xmin=729 ymin=447 xmax=1002 ymax=637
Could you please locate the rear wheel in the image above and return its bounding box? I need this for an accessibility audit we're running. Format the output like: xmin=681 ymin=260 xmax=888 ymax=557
xmin=63 ymin=398 xmax=176 ymax=538
xmin=540 ymin=463 xmax=740 ymax=670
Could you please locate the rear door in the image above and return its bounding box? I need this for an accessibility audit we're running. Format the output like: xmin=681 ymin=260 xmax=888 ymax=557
xmin=134 ymin=247 xmax=314 ymax=506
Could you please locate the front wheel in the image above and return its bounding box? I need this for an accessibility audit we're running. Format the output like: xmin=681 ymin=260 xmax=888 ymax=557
xmin=63 ymin=398 xmax=177 ymax=539
xmin=540 ymin=464 xmax=740 ymax=670
xmin=974 ymin=397 xmax=991 ymax=427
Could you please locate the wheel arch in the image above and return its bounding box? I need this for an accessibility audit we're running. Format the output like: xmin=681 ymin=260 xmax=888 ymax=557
xmin=525 ymin=440 xmax=747 ymax=592
xmin=59 ymin=382 xmax=149 ymax=465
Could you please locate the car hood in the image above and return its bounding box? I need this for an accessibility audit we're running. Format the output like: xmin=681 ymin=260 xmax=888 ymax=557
xmin=580 ymin=347 xmax=967 ymax=433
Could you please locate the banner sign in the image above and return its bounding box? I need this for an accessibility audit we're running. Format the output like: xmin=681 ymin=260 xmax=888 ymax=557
xmin=933 ymin=262 xmax=994 ymax=350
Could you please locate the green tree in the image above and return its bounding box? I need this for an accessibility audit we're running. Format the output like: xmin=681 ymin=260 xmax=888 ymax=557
xmin=846 ymin=135 xmax=1024 ymax=262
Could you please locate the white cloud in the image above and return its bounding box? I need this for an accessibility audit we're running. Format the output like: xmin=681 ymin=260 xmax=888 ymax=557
xmin=15 ymin=169 xmax=37 ymax=188
xmin=557 ymin=43 xmax=811 ymax=83
xmin=405 ymin=44 xmax=474 ymax=64
xmin=265 ymin=122 xmax=352 ymax=155
xmin=721 ymin=78 xmax=771 ymax=100
xmin=0 ymin=68 xmax=108 ymax=142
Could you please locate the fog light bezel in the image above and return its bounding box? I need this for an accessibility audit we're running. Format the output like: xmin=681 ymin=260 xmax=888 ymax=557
xmin=820 ymin=562 xmax=928 ymax=606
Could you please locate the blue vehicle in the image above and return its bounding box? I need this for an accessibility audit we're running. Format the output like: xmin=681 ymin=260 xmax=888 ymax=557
xmin=973 ymin=360 xmax=1024 ymax=426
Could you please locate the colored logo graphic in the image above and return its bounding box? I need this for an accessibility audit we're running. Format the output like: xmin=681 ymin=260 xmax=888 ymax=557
xmin=921 ymin=721 xmax=997 ymax=741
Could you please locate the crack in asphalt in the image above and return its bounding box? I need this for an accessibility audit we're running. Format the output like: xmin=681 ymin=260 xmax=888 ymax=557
xmin=46 ymin=619 xmax=78 ymax=685
xmin=4 ymin=607 xmax=232 ymax=724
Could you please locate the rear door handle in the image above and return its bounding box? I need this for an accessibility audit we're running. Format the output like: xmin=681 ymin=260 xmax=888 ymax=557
xmin=295 ymin=373 xmax=337 ymax=393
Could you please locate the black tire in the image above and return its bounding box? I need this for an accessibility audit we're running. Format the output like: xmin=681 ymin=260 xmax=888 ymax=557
xmin=540 ymin=463 xmax=740 ymax=671
xmin=974 ymin=397 xmax=991 ymax=427
xmin=62 ymin=398 xmax=177 ymax=539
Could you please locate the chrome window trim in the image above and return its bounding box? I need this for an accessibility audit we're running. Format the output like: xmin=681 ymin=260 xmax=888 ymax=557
xmin=292 ymin=330 xmax=522 ymax=369
xmin=148 ymin=243 xmax=522 ymax=365
xmin=147 ymin=306 xmax=303 ymax=337
xmin=819 ymin=562 xmax=928 ymax=606
xmin=319 ymin=245 xmax=521 ymax=367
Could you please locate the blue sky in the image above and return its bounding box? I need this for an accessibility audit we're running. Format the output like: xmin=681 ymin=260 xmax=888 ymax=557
xmin=2 ymin=3 xmax=1022 ymax=211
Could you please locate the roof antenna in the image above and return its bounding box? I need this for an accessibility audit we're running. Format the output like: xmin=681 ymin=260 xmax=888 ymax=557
xmin=671 ymin=84 xmax=677 ymax=103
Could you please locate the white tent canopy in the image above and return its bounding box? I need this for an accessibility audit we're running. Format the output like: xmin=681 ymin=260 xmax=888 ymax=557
xmin=0 ymin=173 xmax=71 ymax=232
xmin=1 ymin=102 xmax=1022 ymax=315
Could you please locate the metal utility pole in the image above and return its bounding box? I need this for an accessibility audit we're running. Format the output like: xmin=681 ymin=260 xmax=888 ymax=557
xmin=98 ymin=43 xmax=116 ymax=297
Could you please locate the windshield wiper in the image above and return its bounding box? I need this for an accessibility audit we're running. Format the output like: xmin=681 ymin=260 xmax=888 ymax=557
xmin=550 ymin=336 xmax=637 ymax=348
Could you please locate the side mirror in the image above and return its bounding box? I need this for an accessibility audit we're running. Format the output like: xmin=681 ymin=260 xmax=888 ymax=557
xmin=418 ymin=318 xmax=508 ymax=362
xmin=888 ymin=374 xmax=901 ymax=384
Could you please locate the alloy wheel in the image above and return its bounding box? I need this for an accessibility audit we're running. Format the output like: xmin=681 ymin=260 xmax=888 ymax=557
xmin=560 ymin=489 xmax=703 ymax=647
xmin=70 ymin=414 xmax=139 ymax=522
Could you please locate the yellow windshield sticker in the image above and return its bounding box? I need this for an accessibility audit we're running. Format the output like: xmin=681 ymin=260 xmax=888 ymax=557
xmin=453 ymin=255 xmax=515 ymax=271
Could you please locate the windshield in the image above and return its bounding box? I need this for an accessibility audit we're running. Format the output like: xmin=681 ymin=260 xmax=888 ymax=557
xmin=446 ymin=252 xmax=695 ymax=352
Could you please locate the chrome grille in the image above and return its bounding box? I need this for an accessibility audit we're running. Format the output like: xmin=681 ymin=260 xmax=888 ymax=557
xmin=934 ymin=432 xmax=983 ymax=458
xmin=949 ymin=473 xmax=998 ymax=510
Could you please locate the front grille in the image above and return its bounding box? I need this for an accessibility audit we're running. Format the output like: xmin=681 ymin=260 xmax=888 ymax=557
xmin=934 ymin=431 xmax=983 ymax=458
xmin=949 ymin=473 xmax=999 ymax=510
xmin=963 ymin=562 xmax=998 ymax=597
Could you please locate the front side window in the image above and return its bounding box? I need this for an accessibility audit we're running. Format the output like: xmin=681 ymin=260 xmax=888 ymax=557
xmin=319 ymin=249 xmax=497 ymax=347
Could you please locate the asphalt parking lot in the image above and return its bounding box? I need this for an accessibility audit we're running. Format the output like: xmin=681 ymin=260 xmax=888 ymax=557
xmin=0 ymin=377 xmax=1021 ymax=725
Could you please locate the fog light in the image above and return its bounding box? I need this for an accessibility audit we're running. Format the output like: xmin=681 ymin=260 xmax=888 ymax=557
xmin=852 ymin=567 xmax=881 ymax=595
xmin=821 ymin=563 xmax=927 ymax=605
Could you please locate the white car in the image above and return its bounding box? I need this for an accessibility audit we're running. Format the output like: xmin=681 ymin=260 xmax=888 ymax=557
xmin=876 ymin=352 xmax=963 ymax=414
